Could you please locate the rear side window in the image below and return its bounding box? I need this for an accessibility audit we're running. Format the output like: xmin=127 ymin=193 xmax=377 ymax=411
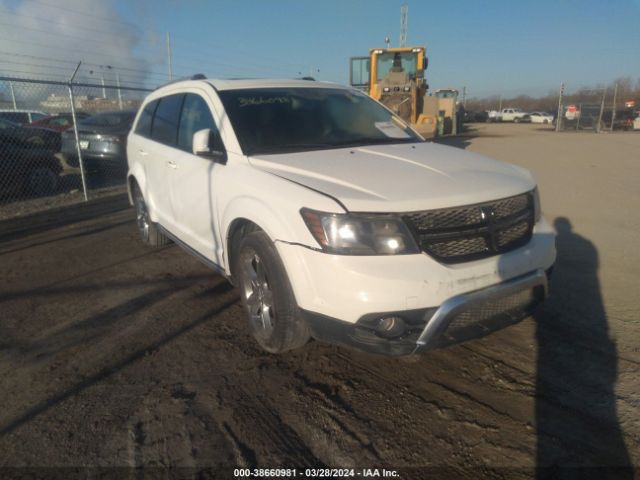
xmin=177 ymin=94 xmax=219 ymax=152
xmin=135 ymin=100 xmax=158 ymax=137
xmin=151 ymin=94 xmax=184 ymax=146
xmin=50 ymin=117 xmax=71 ymax=127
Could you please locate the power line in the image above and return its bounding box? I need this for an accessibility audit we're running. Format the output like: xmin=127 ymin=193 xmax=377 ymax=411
xmin=0 ymin=50 xmax=168 ymax=79
xmin=0 ymin=35 xmax=162 ymax=71
xmin=0 ymin=20 xmax=166 ymax=59
xmin=0 ymin=6 xmax=158 ymax=43
xmin=0 ymin=4 xmax=308 ymax=73
xmin=21 ymin=0 xmax=139 ymax=28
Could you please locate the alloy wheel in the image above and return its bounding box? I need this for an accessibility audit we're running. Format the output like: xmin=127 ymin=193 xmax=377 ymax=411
xmin=241 ymin=252 xmax=275 ymax=339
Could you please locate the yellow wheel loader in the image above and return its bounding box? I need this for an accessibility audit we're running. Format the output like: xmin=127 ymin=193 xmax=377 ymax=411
xmin=350 ymin=47 xmax=439 ymax=138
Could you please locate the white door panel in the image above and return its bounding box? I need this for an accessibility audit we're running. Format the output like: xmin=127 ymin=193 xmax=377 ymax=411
xmin=136 ymin=135 xmax=173 ymax=227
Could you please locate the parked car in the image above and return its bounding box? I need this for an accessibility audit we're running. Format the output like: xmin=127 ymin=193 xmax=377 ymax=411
xmin=126 ymin=77 xmax=556 ymax=356
xmin=61 ymin=110 xmax=136 ymax=175
xmin=0 ymin=118 xmax=62 ymax=198
xmin=0 ymin=109 xmax=48 ymax=124
xmin=487 ymin=110 xmax=500 ymax=122
xmin=529 ymin=112 xmax=554 ymax=124
xmin=463 ymin=110 xmax=489 ymax=123
xmin=497 ymin=108 xmax=529 ymax=122
xmin=0 ymin=117 xmax=61 ymax=151
xmin=27 ymin=112 xmax=91 ymax=132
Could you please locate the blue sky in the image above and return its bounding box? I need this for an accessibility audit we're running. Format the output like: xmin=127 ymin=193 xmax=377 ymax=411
xmin=1 ymin=0 xmax=639 ymax=98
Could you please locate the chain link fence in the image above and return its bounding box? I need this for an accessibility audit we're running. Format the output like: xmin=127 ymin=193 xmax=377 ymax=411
xmin=554 ymin=85 xmax=638 ymax=133
xmin=0 ymin=76 xmax=152 ymax=220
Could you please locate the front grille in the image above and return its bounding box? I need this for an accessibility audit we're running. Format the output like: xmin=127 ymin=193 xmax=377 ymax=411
xmin=403 ymin=191 xmax=535 ymax=263
xmin=437 ymin=286 xmax=543 ymax=346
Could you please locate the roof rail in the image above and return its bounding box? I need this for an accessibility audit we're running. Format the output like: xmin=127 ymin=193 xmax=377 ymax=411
xmin=155 ymin=74 xmax=207 ymax=90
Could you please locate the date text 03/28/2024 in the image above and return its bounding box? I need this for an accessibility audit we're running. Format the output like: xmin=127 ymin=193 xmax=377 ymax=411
xmin=233 ymin=468 xmax=400 ymax=478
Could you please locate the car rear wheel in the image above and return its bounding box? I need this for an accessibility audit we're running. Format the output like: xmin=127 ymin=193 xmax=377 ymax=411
xmin=25 ymin=167 xmax=57 ymax=195
xmin=133 ymin=185 xmax=170 ymax=247
xmin=236 ymin=231 xmax=310 ymax=353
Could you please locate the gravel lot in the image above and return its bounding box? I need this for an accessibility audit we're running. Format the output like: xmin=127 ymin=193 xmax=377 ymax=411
xmin=1 ymin=123 xmax=638 ymax=479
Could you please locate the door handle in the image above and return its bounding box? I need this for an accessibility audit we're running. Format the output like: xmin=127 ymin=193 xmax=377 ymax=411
xmin=138 ymin=149 xmax=148 ymax=156
xmin=167 ymin=160 xmax=177 ymax=169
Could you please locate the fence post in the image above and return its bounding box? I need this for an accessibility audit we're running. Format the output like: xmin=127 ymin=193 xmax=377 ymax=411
xmin=596 ymin=89 xmax=606 ymax=133
xmin=555 ymin=83 xmax=564 ymax=132
xmin=610 ymin=84 xmax=618 ymax=132
xmin=67 ymin=62 xmax=89 ymax=202
xmin=9 ymin=81 xmax=17 ymax=110
xmin=116 ymin=73 xmax=123 ymax=110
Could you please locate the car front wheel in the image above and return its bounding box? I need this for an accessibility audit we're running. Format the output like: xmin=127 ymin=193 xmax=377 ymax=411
xmin=236 ymin=231 xmax=310 ymax=353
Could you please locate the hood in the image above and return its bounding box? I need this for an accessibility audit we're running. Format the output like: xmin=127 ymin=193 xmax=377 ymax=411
xmin=248 ymin=142 xmax=536 ymax=212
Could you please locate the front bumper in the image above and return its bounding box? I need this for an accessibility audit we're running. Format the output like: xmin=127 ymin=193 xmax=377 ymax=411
xmin=277 ymin=216 xmax=555 ymax=355
xmin=302 ymin=269 xmax=549 ymax=356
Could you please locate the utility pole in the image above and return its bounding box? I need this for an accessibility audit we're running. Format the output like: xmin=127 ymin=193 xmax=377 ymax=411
xmin=555 ymin=83 xmax=564 ymax=132
xmin=610 ymin=83 xmax=618 ymax=132
xmin=498 ymin=95 xmax=502 ymax=111
xmin=399 ymin=3 xmax=408 ymax=47
xmin=462 ymin=86 xmax=466 ymax=109
xmin=101 ymin=74 xmax=106 ymax=99
xmin=166 ymin=31 xmax=173 ymax=80
xmin=116 ymin=72 xmax=123 ymax=110
xmin=9 ymin=81 xmax=17 ymax=109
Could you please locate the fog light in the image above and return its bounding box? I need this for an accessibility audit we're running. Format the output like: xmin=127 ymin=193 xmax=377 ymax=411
xmin=375 ymin=316 xmax=407 ymax=339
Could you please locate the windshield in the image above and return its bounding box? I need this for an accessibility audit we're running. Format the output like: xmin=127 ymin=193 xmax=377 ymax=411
xmin=218 ymin=87 xmax=422 ymax=155
xmin=375 ymin=52 xmax=417 ymax=81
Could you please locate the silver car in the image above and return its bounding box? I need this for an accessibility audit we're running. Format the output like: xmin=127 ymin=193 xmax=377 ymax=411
xmin=61 ymin=111 xmax=136 ymax=174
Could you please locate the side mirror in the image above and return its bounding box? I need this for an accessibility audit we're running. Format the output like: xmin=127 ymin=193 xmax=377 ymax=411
xmin=192 ymin=128 xmax=227 ymax=163
xmin=192 ymin=128 xmax=211 ymax=155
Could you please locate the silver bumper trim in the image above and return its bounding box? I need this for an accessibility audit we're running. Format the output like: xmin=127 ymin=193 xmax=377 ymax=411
xmin=414 ymin=269 xmax=548 ymax=351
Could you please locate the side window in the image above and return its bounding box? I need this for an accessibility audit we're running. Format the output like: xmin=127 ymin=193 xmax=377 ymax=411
xmin=51 ymin=117 xmax=71 ymax=127
xmin=177 ymin=94 xmax=222 ymax=152
xmin=151 ymin=94 xmax=184 ymax=146
xmin=135 ymin=100 xmax=158 ymax=138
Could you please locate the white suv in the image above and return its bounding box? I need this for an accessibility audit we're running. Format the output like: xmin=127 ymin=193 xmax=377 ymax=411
xmin=127 ymin=76 xmax=556 ymax=356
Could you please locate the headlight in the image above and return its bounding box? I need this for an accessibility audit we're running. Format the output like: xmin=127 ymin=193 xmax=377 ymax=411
xmin=301 ymin=208 xmax=420 ymax=255
xmin=533 ymin=187 xmax=541 ymax=223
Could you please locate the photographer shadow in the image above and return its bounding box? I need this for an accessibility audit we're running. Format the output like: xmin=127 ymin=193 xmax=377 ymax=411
xmin=535 ymin=217 xmax=632 ymax=478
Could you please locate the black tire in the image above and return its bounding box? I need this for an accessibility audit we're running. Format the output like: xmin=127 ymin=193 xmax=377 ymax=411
xmin=236 ymin=231 xmax=310 ymax=353
xmin=132 ymin=184 xmax=170 ymax=247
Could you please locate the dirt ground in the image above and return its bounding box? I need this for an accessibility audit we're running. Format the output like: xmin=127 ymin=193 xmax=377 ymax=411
xmin=1 ymin=123 xmax=638 ymax=479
